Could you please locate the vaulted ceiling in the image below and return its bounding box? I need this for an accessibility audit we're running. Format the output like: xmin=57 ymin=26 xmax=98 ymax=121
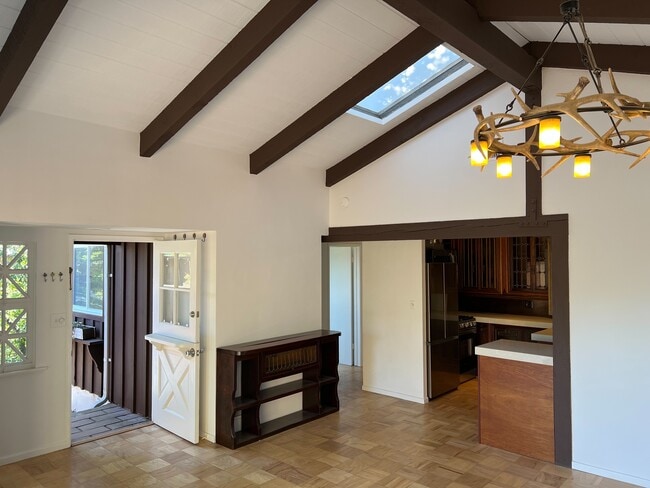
xmin=1 ymin=0 xmax=649 ymax=186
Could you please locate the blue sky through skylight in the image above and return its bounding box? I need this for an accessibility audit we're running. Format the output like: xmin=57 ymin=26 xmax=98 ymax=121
xmin=354 ymin=45 xmax=465 ymax=117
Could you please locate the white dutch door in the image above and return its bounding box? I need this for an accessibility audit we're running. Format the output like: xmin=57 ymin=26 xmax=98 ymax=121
xmin=145 ymin=240 xmax=200 ymax=443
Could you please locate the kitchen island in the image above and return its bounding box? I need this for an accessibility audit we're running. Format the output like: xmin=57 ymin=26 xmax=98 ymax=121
xmin=475 ymin=340 xmax=554 ymax=463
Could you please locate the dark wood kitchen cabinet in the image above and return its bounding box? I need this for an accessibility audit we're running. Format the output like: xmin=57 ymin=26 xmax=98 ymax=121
xmin=450 ymin=237 xmax=550 ymax=300
xmin=216 ymin=329 xmax=340 ymax=449
xmin=477 ymin=323 xmax=543 ymax=344
xmin=449 ymin=238 xmax=506 ymax=295
xmin=507 ymin=236 xmax=549 ymax=297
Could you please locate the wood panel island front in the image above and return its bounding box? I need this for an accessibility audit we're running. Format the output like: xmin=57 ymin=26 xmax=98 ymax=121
xmin=475 ymin=339 xmax=555 ymax=463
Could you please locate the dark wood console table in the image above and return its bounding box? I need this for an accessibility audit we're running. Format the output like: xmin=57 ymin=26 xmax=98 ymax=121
xmin=216 ymin=329 xmax=340 ymax=449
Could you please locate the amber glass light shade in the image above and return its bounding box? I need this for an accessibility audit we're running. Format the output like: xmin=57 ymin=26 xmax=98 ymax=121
xmin=470 ymin=140 xmax=489 ymax=166
xmin=539 ymin=116 xmax=561 ymax=149
xmin=496 ymin=154 xmax=513 ymax=178
xmin=574 ymin=154 xmax=591 ymax=178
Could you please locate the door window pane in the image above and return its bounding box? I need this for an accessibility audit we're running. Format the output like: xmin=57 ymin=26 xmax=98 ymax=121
xmin=161 ymin=289 xmax=174 ymax=324
xmin=178 ymin=253 xmax=191 ymax=288
xmin=162 ymin=253 xmax=175 ymax=287
xmin=177 ymin=290 xmax=190 ymax=327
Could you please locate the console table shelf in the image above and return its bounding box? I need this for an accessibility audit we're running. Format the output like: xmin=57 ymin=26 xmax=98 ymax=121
xmin=216 ymin=329 xmax=340 ymax=449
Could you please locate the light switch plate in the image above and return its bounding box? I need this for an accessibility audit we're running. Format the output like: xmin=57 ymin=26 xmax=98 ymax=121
xmin=51 ymin=313 xmax=66 ymax=328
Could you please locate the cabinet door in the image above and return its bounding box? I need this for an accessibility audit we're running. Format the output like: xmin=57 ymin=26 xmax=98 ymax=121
xmin=477 ymin=323 xmax=493 ymax=345
xmin=450 ymin=238 xmax=505 ymax=295
xmin=508 ymin=237 xmax=549 ymax=296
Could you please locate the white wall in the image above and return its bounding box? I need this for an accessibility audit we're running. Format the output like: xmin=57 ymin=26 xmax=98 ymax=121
xmin=330 ymin=84 xmax=525 ymax=227
xmin=0 ymin=108 xmax=328 ymax=464
xmin=328 ymin=68 xmax=650 ymax=485
xmin=542 ymin=69 xmax=650 ymax=486
xmin=361 ymin=240 xmax=425 ymax=403
xmin=0 ymin=226 xmax=71 ymax=464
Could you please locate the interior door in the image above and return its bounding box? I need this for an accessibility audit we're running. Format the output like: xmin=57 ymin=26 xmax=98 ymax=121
xmin=145 ymin=240 xmax=200 ymax=443
xmin=330 ymin=246 xmax=353 ymax=365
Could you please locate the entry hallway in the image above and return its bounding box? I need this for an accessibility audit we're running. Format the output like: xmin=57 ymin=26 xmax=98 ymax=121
xmin=0 ymin=367 xmax=634 ymax=488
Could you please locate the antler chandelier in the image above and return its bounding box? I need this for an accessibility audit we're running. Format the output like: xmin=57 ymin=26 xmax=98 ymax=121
xmin=470 ymin=0 xmax=650 ymax=178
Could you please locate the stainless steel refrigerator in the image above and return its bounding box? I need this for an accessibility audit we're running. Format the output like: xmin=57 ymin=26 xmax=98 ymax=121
xmin=426 ymin=259 xmax=460 ymax=399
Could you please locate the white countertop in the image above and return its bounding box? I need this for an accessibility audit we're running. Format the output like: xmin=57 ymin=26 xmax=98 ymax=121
xmin=464 ymin=312 xmax=552 ymax=329
xmin=475 ymin=339 xmax=553 ymax=366
xmin=531 ymin=328 xmax=553 ymax=343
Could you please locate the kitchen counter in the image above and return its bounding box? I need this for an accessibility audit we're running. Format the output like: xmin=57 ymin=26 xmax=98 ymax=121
xmin=475 ymin=339 xmax=553 ymax=366
xmin=463 ymin=312 xmax=552 ymax=329
xmin=531 ymin=328 xmax=553 ymax=343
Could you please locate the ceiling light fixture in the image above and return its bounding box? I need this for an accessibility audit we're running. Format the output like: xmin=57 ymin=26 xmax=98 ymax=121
xmin=470 ymin=0 xmax=650 ymax=179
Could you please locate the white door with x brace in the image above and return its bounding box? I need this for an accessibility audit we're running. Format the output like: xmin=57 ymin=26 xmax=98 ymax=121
xmin=145 ymin=240 xmax=200 ymax=443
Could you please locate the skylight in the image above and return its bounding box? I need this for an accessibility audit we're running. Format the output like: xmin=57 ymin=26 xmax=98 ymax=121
xmin=351 ymin=45 xmax=470 ymax=122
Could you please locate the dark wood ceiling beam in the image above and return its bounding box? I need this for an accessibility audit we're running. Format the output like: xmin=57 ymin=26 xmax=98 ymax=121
xmin=383 ymin=0 xmax=540 ymax=92
xmin=140 ymin=0 xmax=316 ymax=157
xmin=0 ymin=0 xmax=68 ymax=118
xmin=250 ymin=27 xmax=441 ymax=174
xmin=471 ymin=0 xmax=650 ymax=24
xmin=326 ymin=71 xmax=502 ymax=187
xmin=528 ymin=42 xmax=650 ymax=75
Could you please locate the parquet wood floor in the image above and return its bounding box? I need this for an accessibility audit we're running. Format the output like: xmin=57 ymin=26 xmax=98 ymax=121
xmin=0 ymin=366 xmax=636 ymax=488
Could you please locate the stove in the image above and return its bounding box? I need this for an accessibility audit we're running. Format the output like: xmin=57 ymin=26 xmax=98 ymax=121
xmin=458 ymin=315 xmax=477 ymax=334
xmin=458 ymin=315 xmax=477 ymax=382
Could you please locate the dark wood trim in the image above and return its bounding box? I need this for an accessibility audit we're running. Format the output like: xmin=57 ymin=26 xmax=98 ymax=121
xmin=323 ymin=214 xmax=571 ymax=467
xmin=528 ymin=42 xmax=650 ymax=76
xmin=250 ymin=28 xmax=441 ymax=174
xmin=0 ymin=0 xmax=68 ymax=118
xmin=326 ymin=71 xmax=503 ymax=187
xmin=323 ymin=214 xmax=567 ymax=242
xmin=383 ymin=0 xmax=540 ymax=92
xmin=471 ymin=0 xmax=650 ymax=24
xmin=139 ymin=0 xmax=317 ymax=157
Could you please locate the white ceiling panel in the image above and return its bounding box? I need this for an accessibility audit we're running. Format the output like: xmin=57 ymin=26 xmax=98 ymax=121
xmin=496 ymin=21 xmax=650 ymax=47
xmin=2 ymin=0 xmax=650 ymax=174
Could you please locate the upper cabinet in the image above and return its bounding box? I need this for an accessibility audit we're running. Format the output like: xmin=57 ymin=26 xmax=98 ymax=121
xmin=507 ymin=237 xmax=549 ymax=297
xmin=450 ymin=238 xmax=505 ymax=295
xmin=449 ymin=237 xmax=550 ymax=300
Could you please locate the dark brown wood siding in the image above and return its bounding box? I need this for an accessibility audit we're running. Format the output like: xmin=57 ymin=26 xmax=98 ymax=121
xmin=108 ymin=242 xmax=153 ymax=418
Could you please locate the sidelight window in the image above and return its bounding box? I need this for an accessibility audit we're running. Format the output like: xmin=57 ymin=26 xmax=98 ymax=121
xmin=0 ymin=242 xmax=34 ymax=372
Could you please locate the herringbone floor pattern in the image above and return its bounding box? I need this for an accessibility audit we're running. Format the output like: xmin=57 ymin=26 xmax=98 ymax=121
xmin=0 ymin=366 xmax=636 ymax=487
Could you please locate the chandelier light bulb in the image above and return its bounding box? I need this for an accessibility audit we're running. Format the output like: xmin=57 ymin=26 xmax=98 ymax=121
xmin=470 ymin=140 xmax=489 ymax=166
xmin=573 ymin=154 xmax=591 ymax=178
xmin=539 ymin=117 xmax=561 ymax=149
xmin=496 ymin=154 xmax=513 ymax=178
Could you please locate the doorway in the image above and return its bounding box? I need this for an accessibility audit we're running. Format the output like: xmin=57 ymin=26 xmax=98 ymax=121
xmin=70 ymin=242 xmax=153 ymax=444
xmin=328 ymin=244 xmax=361 ymax=366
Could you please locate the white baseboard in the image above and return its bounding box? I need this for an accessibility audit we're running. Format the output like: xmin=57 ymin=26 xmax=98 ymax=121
xmin=200 ymin=431 xmax=215 ymax=443
xmin=0 ymin=440 xmax=70 ymax=467
xmin=362 ymin=385 xmax=426 ymax=404
xmin=572 ymin=462 xmax=649 ymax=487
